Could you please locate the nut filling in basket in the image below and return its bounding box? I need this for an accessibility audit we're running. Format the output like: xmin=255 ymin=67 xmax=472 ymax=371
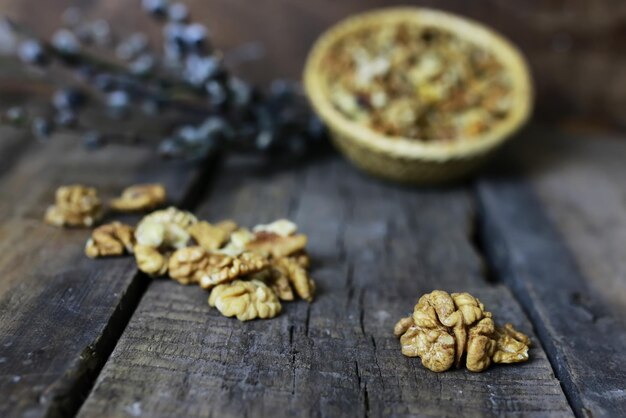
xmin=304 ymin=8 xmax=533 ymax=184
xmin=324 ymin=24 xmax=513 ymax=142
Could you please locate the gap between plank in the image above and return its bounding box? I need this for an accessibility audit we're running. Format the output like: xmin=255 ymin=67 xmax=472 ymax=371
xmin=467 ymin=199 xmax=499 ymax=284
xmin=49 ymin=154 xmax=223 ymax=418
xmin=0 ymin=132 xmax=35 ymax=180
xmin=470 ymin=183 xmax=582 ymax=418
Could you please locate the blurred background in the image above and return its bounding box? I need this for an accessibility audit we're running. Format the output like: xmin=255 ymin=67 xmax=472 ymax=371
xmin=0 ymin=0 xmax=624 ymax=133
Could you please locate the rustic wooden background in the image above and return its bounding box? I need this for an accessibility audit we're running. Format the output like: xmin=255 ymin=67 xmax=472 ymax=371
xmin=2 ymin=2 xmax=626 ymax=418
xmin=0 ymin=0 xmax=625 ymax=130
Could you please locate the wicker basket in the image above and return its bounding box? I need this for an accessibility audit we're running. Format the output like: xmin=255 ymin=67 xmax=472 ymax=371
xmin=303 ymin=8 xmax=533 ymax=184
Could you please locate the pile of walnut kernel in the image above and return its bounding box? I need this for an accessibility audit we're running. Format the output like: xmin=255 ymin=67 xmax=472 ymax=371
xmin=394 ymin=290 xmax=530 ymax=372
xmin=323 ymin=24 xmax=513 ymax=141
xmin=45 ymin=184 xmax=315 ymax=321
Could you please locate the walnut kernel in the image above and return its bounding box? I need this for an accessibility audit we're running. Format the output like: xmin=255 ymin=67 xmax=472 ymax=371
xmin=199 ymin=252 xmax=269 ymax=289
xmin=135 ymin=207 xmax=197 ymax=249
xmin=187 ymin=220 xmax=237 ymax=251
xmin=273 ymin=256 xmax=315 ymax=302
xmin=394 ymin=290 xmax=530 ymax=373
xmin=252 ymin=219 xmax=297 ymax=237
xmin=208 ymin=279 xmax=282 ymax=321
xmin=110 ymin=183 xmax=166 ymax=212
xmin=250 ymin=268 xmax=295 ymax=301
xmin=217 ymin=228 xmax=255 ymax=256
xmin=492 ymin=323 xmax=531 ymax=364
xmin=134 ymin=245 xmax=168 ymax=277
xmin=246 ymin=232 xmax=308 ymax=258
xmin=466 ymin=317 xmax=497 ymax=372
xmin=85 ymin=222 xmax=135 ymax=258
xmin=168 ymin=246 xmax=232 ymax=285
xmin=44 ymin=185 xmax=103 ymax=228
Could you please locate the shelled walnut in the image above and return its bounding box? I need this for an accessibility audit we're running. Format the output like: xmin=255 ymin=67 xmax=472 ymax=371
xmin=252 ymin=219 xmax=297 ymax=237
xmin=217 ymin=228 xmax=255 ymax=256
xmin=249 ymin=268 xmax=295 ymax=301
xmin=246 ymin=232 xmax=308 ymax=258
xmin=135 ymin=207 xmax=197 ymax=249
xmin=273 ymin=256 xmax=315 ymax=302
xmin=85 ymin=222 xmax=135 ymax=258
xmin=75 ymin=207 xmax=315 ymax=322
xmin=110 ymin=183 xmax=166 ymax=212
xmin=44 ymin=184 xmax=103 ymax=228
xmin=492 ymin=323 xmax=531 ymax=364
xmin=199 ymin=252 xmax=269 ymax=289
xmin=187 ymin=220 xmax=237 ymax=251
xmin=208 ymin=279 xmax=282 ymax=321
xmin=265 ymin=271 xmax=295 ymax=301
xmin=394 ymin=290 xmax=530 ymax=372
xmin=168 ymin=246 xmax=231 ymax=285
xmin=134 ymin=245 xmax=168 ymax=277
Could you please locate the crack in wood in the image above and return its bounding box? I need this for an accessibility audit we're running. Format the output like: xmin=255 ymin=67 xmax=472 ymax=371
xmin=41 ymin=154 xmax=221 ymax=418
xmin=358 ymin=288 xmax=366 ymax=336
xmin=474 ymin=175 xmax=626 ymax=418
xmin=345 ymin=261 xmax=355 ymax=309
xmin=369 ymin=335 xmax=385 ymax=391
xmin=290 ymin=325 xmax=296 ymax=396
xmin=354 ymin=360 xmax=370 ymax=417
xmin=469 ymin=192 xmax=499 ymax=284
xmin=304 ymin=304 xmax=310 ymax=338
xmin=40 ymin=273 xmax=152 ymax=418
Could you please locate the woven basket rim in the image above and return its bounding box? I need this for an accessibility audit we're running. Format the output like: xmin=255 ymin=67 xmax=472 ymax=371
xmin=304 ymin=7 xmax=533 ymax=162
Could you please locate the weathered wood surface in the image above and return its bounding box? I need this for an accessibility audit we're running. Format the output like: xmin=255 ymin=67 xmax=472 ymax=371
xmin=477 ymin=129 xmax=626 ymax=417
xmin=78 ymin=155 xmax=571 ymax=417
xmin=0 ymin=126 xmax=31 ymax=179
xmin=0 ymin=127 xmax=209 ymax=418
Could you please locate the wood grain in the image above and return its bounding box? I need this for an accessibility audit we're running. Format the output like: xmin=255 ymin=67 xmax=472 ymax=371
xmin=477 ymin=129 xmax=626 ymax=417
xmin=78 ymin=155 xmax=571 ymax=417
xmin=0 ymin=126 xmax=210 ymax=417
xmin=0 ymin=126 xmax=31 ymax=180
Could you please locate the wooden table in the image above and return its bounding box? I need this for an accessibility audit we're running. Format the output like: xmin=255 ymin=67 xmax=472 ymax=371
xmin=1 ymin=114 xmax=626 ymax=418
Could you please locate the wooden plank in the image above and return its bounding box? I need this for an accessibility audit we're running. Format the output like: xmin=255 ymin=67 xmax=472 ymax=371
xmin=0 ymin=124 xmax=36 ymax=182
xmin=477 ymin=128 xmax=626 ymax=418
xmin=79 ymin=155 xmax=572 ymax=417
xmin=0 ymin=127 xmax=209 ymax=417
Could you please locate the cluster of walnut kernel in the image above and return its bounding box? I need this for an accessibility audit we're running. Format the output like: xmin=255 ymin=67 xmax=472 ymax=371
xmin=44 ymin=183 xmax=166 ymax=228
xmin=160 ymin=216 xmax=315 ymax=320
xmin=133 ymin=212 xmax=313 ymax=321
xmin=324 ymin=24 xmax=513 ymax=141
xmin=45 ymin=184 xmax=314 ymax=322
xmin=394 ymin=290 xmax=530 ymax=372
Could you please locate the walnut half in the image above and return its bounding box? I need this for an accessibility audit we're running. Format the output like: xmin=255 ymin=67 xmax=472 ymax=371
xmin=199 ymin=252 xmax=269 ymax=289
xmin=135 ymin=207 xmax=197 ymax=249
xmin=208 ymin=279 xmax=282 ymax=321
xmin=246 ymin=232 xmax=308 ymax=258
xmin=273 ymin=256 xmax=315 ymax=302
xmin=134 ymin=245 xmax=168 ymax=277
xmin=493 ymin=323 xmax=531 ymax=364
xmin=110 ymin=183 xmax=166 ymax=212
xmin=168 ymin=246 xmax=232 ymax=285
xmin=85 ymin=222 xmax=135 ymax=258
xmin=394 ymin=290 xmax=530 ymax=373
xmin=187 ymin=220 xmax=237 ymax=251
